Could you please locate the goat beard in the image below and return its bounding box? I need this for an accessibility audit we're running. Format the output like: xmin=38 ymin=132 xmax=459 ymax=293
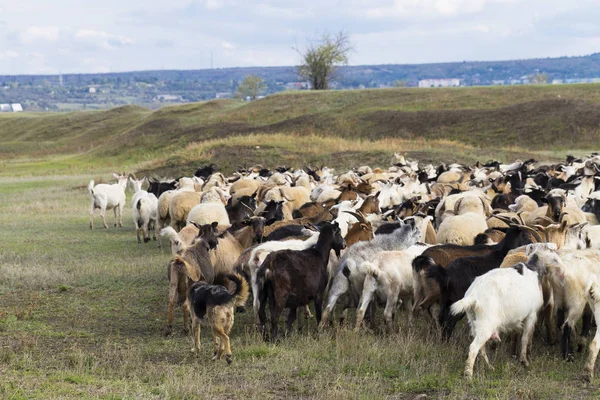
xmin=335 ymin=249 xmax=341 ymax=259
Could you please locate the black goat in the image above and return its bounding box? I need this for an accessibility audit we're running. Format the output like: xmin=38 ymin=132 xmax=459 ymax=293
xmin=256 ymin=222 xmax=346 ymax=341
xmin=259 ymin=200 xmax=285 ymax=224
xmin=148 ymin=178 xmax=178 ymax=198
xmin=195 ymin=164 xmax=218 ymax=179
xmin=264 ymin=225 xmax=315 ymax=241
xmin=425 ymin=225 xmax=535 ymax=340
xmin=226 ymin=195 xmax=256 ymax=223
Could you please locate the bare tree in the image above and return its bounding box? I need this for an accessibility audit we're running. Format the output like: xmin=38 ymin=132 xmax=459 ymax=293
xmin=295 ymin=31 xmax=354 ymax=90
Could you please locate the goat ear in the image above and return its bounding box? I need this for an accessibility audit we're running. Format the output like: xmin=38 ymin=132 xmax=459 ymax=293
xmin=211 ymin=221 xmax=219 ymax=229
xmin=113 ymin=173 xmax=120 ymax=179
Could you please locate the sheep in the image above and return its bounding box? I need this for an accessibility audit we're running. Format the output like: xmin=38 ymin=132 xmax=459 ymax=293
xmin=186 ymin=202 xmax=231 ymax=230
xmin=355 ymin=243 xmax=430 ymax=332
xmin=320 ymin=222 xmax=421 ymax=328
xmin=256 ymin=222 xmax=346 ymax=341
xmin=437 ymin=212 xmax=488 ymax=246
xmin=169 ymin=191 xmax=203 ymax=230
xmin=88 ymin=173 xmax=128 ymax=230
xmin=451 ymin=259 xmax=545 ymax=378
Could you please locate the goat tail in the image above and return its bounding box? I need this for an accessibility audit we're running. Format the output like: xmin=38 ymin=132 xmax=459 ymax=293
xmin=451 ymin=296 xmax=476 ymax=316
xmin=256 ymin=256 xmax=274 ymax=291
xmin=362 ymin=261 xmax=379 ymax=279
xmin=88 ymin=180 xmax=95 ymax=195
xmin=160 ymin=226 xmax=178 ymax=240
xmin=412 ymin=255 xmax=436 ymax=273
xmin=228 ymin=273 xmax=250 ymax=307
xmin=587 ymin=280 xmax=600 ymax=303
xmin=425 ymin=264 xmax=449 ymax=288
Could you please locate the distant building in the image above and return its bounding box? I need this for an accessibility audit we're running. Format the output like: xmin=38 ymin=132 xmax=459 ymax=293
xmin=492 ymin=80 xmax=505 ymax=86
xmin=418 ymin=78 xmax=460 ymax=88
xmin=154 ymin=94 xmax=183 ymax=102
xmin=552 ymin=79 xmax=564 ymax=85
xmin=215 ymin=92 xmax=232 ymax=99
xmin=285 ymin=82 xmax=308 ymax=90
xmin=89 ymin=87 xmax=97 ymax=93
xmin=2 ymin=103 xmax=23 ymax=112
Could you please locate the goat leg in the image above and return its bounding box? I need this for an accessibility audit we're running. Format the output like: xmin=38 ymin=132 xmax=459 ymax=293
xmin=578 ymin=310 xmax=593 ymax=353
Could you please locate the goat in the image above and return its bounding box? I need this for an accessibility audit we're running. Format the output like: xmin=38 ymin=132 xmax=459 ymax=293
xmin=320 ymin=222 xmax=421 ymax=328
xmin=165 ymin=235 xmax=217 ymax=336
xmin=426 ymin=225 xmax=535 ymax=339
xmin=88 ymin=173 xmax=128 ymax=229
xmin=356 ymin=243 xmax=430 ymax=332
xmin=451 ymin=260 xmax=546 ymax=378
xmin=257 ymin=222 xmax=346 ymax=341
xmin=344 ymin=211 xmax=374 ymax=247
xmin=148 ymin=177 xmax=179 ymax=198
xmin=529 ymin=248 xmax=600 ymax=363
xmin=131 ymin=189 xmax=159 ymax=245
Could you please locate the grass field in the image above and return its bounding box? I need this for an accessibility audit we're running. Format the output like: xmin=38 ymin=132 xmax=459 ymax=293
xmin=2 ymin=86 xmax=600 ymax=398
xmin=2 ymin=175 xmax=600 ymax=399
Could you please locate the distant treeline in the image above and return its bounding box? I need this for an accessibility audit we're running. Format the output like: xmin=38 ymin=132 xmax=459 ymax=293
xmin=2 ymin=53 xmax=600 ymax=111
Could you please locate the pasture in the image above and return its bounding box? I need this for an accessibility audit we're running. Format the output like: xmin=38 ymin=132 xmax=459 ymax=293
xmin=0 ymin=174 xmax=598 ymax=399
xmin=3 ymin=85 xmax=600 ymax=399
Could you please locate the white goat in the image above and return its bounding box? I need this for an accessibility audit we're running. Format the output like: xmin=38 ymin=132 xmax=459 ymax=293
xmin=451 ymin=262 xmax=545 ymax=378
xmin=131 ymin=180 xmax=159 ymax=245
xmin=88 ymin=173 xmax=128 ymax=229
xmin=320 ymin=223 xmax=421 ymax=328
xmin=356 ymin=243 xmax=430 ymax=332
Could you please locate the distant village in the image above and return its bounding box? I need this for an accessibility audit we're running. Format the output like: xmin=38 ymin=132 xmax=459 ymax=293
xmin=3 ymin=61 xmax=600 ymax=112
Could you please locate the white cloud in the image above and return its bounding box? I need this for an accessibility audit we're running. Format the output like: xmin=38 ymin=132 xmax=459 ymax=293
xmin=221 ymin=40 xmax=236 ymax=49
xmin=0 ymin=50 xmax=18 ymax=60
xmin=74 ymin=29 xmax=133 ymax=50
xmin=366 ymin=0 xmax=519 ymax=19
xmin=20 ymin=26 xmax=60 ymax=43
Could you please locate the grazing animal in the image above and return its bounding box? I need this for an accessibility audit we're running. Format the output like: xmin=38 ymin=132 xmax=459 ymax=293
xmin=257 ymin=222 xmax=346 ymax=341
xmin=188 ymin=273 xmax=249 ymax=363
xmin=88 ymin=173 xmax=128 ymax=229
xmin=451 ymin=261 xmax=545 ymax=378
xmin=165 ymin=236 xmax=217 ymax=336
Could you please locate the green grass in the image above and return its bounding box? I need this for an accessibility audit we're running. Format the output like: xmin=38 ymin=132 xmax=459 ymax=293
xmin=2 ymin=176 xmax=600 ymax=399
xmin=2 ymin=86 xmax=600 ymax=397
xmin=2 ymin=85 xmax=600 ymax=177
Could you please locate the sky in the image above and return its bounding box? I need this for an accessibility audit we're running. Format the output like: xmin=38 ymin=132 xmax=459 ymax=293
xmin=0 ymin=0 xmax=599 ymax=75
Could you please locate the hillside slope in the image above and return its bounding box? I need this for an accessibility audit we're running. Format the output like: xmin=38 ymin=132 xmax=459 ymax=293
xmin=2 ymin=85 xmax=600 ymax=176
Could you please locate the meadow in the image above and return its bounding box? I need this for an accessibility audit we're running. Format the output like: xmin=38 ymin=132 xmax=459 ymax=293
xmin=2 ymin=86 xmax=600 ymax=398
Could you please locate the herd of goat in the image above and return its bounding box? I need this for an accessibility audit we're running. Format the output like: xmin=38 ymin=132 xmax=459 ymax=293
xmin=87 ymin=154 xmax=600 ymax=379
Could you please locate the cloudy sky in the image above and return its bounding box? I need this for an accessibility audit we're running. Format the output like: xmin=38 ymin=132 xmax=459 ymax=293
xmin=0 ymin=0 xmax=598 ymax=75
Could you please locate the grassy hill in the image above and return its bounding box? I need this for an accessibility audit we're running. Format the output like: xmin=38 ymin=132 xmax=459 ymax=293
xmin=2 ymin=84 xmax=600 ymax=177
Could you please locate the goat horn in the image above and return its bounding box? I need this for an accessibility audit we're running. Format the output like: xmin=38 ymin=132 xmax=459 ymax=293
xmin=343 ymin=210 xmax=367 ymax=224
xmin=489 ymin=214 xmax=514 ymax=226
xmin=559 ymin=212 xmax=569 ymax=222
xmin=516 ymin=211 xmax=525 ymax=225
xmin=240 ymin=201 xmax=255 ymax=213
xmin=515 ymin=224 xmax=544 ymax=243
